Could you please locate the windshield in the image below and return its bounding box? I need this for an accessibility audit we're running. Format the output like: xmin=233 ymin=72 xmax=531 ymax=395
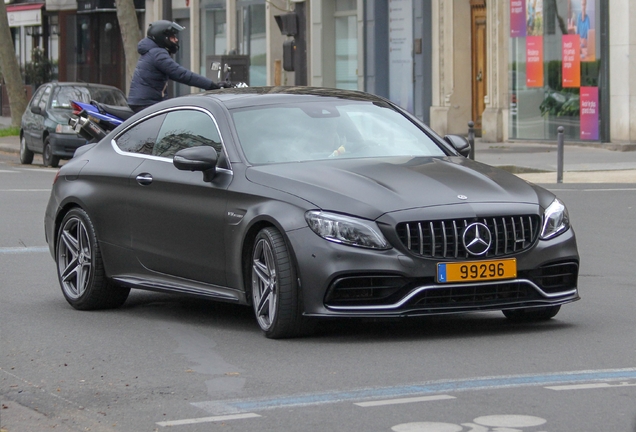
xmin=230 ymin=101 xmax=447 ymax=164
xmin=51 ymin=85 xmax=127 ymax=109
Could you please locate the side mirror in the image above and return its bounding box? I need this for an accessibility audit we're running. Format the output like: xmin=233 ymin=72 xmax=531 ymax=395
xmin=173 ymin=146 xmax=218 ymax=182
xmin=444 ymin=134 xmax=471 ymax=158
xmin=30 ymin=106 xmax=42 ymax=115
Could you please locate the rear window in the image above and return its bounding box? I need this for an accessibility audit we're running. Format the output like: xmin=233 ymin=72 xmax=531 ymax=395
xmin=51 ymin=85 xmax=127 ymax=109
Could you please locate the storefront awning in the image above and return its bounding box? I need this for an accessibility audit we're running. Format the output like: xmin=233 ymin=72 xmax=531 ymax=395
xmin=77 ymin=0 xmax=143 ymax=13
xmin=46 ymin=0 xmax=78 ymax=12
xmin=6 ymin=3 xmax=44 ymax=27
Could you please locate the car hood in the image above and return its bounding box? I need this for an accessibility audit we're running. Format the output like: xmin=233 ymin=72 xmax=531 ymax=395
xmin=245 ymin=157 xmax=548 ymax=219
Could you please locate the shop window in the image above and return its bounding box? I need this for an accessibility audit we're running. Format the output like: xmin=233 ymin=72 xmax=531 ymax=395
xmin=335 ymin=4 xmax=357 ymax=90
xmin=237 ymin=1 xmax=266 ymax=86
xmin=509 ymin=0 xmax=604 ymax=141
xmin=200 ymin=2 xmax=226 ymax=75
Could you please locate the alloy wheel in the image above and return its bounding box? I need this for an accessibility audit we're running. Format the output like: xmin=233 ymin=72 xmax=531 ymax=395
xmin=57 ymin=216 xmax=93 ymax=300
xmin=252 ymin=237 xmax=278 ymax=331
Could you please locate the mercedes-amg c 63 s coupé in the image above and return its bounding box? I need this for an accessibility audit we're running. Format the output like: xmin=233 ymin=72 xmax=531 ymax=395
xmin=45 ymin=87 xmax=580 ymax=338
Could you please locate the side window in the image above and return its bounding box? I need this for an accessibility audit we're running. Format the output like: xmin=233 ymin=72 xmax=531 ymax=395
xmin=38 ymin=86 xmax=51 ymax=111
xmin=29 ymin=86 xmax=47 ymax=110
xmin=152 ymin=110 xmax=225 ymax=165
xmin=114 ymin=114 xmax=166 ymax=154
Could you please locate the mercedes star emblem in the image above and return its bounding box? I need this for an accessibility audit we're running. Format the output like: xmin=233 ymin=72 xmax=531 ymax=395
xmin=462 ymin=222 xmax=492 ymax=256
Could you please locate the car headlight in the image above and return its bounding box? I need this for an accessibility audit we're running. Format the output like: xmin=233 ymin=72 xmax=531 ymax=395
xmin=55 ymin=124 xmax=76 ymax=134
xmin=540 ymin=198 xmax=570 ymax=240
xmin=305 ymin=211 xmax=391 ymax=250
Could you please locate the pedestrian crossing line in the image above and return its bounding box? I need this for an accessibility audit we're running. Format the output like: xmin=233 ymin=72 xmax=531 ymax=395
xmin=355 ymin=394 xmax=456 ymax=407
xmin=156 ymin=412 xmax=261 ymax=427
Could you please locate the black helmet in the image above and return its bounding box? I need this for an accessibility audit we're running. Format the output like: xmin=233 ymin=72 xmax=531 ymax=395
xmin=147 ymin=20 xmax=184 ymax=54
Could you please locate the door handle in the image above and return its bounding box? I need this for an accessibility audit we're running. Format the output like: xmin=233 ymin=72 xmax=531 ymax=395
xmin=136 ymin=173 xmax=153 ymax=186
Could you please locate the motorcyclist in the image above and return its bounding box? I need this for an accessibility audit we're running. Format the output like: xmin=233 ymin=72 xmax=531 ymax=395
xmin=128 ymin=20 xmax=223 ymax=113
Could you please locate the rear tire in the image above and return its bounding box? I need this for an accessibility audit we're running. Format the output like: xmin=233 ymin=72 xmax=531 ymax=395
xmin=19 ymin=135 xmax=34 ymax=165
xmin=56 ymin=208 xmax=130 ymax=310
xmin=503 ymin=305 xmax=561 ymax=322
xmin=250 ymin=227 xmax=313 ymax=339
xmin=43 ymin=137 xmax=60 ymax=168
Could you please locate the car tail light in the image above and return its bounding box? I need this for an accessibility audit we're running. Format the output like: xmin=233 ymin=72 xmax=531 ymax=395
xmin=71 ymin=101 xmax=83 ymax=116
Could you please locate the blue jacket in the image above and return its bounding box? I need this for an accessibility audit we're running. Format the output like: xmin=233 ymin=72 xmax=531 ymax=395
xmin=127 ymin=38 xmax=218 ymax=107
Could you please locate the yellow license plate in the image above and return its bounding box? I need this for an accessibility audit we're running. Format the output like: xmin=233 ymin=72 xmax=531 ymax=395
xmin=437 ymin=258 xmax=517 ymax=283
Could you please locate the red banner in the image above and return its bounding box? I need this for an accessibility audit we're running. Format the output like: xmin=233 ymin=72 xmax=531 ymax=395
xmin=510 ymin=0 xmax=526 ymax=37
xmin=580 ymin=87 xmax=599 ymax=140
xmin=526 ymin=36 xmax=543 ymax=87
xmin=562 ymin=35 xmax=580 ymax=88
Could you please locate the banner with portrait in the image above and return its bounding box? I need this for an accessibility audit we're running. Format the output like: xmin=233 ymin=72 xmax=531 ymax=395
xmin=567 ymin=0 xmax=595 ymax=62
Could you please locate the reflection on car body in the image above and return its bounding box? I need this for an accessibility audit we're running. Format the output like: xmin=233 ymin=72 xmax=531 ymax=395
xmin=44 ymin=87 xmax=579 ymax=339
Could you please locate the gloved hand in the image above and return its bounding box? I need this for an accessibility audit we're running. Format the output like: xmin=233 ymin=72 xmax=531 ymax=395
xmin=218 ymin=81 xmax=233 ymax=89
xmin=208 ymin=82 xmax=221 ymax=90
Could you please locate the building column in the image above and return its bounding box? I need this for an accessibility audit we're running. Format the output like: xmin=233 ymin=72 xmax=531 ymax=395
xmin=429 ymin=0 xmax=452 ymax=135
xmin=189 ymin=0 xmax=201 ymax=87
xmin=609 ymin=0 xmax=636 ymax=143
xmin=429 ymin=0 xmax=471 ymax=136
xmin=481 ymin=0 xmax=509 ymax=142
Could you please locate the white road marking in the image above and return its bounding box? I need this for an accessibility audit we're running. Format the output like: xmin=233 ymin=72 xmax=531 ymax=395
xmin=546 ymin=381 xmax=636 ymax=391
xmin=0 ymin=246 xmax=49 ymax=254
xmin=156 ymin=412 xmax=261 ymax=427
xmin=18 ymin=168 xmax=59 ymax=173
xmin=0 ymin=170 xmax=18 ymax=173
xmin=0 ymin=189 xmax=51 ymax=192
xmin=355 ymin=394 xmax=455 ymax=407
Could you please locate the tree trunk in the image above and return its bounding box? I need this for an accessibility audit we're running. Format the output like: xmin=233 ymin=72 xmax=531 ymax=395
xmin=0 ymin=2 xmax=28 ymax=127
xmin=115 ymin=0 xmax=141 ymax=95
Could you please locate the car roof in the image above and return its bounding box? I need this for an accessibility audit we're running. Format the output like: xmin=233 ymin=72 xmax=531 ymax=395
xmin=47 ymin=81 xmax=123 ymax=91
xmin=200 ymin=86 xmax=390 ymax=109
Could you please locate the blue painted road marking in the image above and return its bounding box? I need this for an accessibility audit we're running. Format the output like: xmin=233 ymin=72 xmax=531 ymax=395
xmin=193 ymin=368 xmax=636 ymax=415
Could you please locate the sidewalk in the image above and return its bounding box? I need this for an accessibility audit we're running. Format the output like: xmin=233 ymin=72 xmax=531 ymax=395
xmin=1 ymin=116 xmax=635 ymax=183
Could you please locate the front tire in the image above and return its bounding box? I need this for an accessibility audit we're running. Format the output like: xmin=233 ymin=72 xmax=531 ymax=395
xmin=19 ymin=135 xmax=34 ymax=165
xmin=43 ymin=137 xmax=60 ymax=168
xmin=503 ymin=305 xmax=561 ymax=322
xmin=251 ymin=227 xmax=310 ymax=339
xmin=56 ymin=208 xmax=129 ymax=310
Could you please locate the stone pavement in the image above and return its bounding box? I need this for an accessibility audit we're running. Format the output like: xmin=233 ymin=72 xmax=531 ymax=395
xmin=1 ymin=116 xmax=634 ymax=184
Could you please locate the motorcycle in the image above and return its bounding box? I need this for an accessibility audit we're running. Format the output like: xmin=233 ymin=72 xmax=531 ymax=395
xmin=69 ymin=63 xmax=246 ymax=143
xmin=68 ymin=100 xmax=134 ymax=142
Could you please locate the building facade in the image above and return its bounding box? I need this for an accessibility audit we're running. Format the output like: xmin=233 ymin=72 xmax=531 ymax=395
xmin=7 ymin=0 xmax=635 ymax=145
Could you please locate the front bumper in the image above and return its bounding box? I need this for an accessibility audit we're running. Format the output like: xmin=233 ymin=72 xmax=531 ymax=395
xmin=49 ymin=133 xmax=88 ymax=158
xmin=288 ymin=226 xmax=579 ymax=318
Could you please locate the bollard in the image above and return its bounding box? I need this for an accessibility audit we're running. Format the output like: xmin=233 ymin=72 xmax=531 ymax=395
xmin=468 ymin=121 xmax=475 ymax=160
xmin=557 ymin=126 xmax=564 ymax=183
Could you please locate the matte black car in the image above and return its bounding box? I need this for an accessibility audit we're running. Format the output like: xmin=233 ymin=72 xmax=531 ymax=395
xmin=44 ymin=87 xmax=579 ymax=338
xmin=20 ymin=82 xmax=128 ymax=167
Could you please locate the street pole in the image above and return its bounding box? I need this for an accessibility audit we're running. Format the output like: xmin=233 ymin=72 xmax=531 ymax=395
xmin=468 ymin=121 xmax=475 ymax=160
xmin=557 ymin=126 xmax=564 ymax=183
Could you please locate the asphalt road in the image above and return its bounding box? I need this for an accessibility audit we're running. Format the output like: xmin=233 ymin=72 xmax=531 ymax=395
xmin=1 ymin=151 xmax=635 ymax=432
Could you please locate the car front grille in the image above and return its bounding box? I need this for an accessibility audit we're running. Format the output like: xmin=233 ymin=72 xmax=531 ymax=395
xmin=396 ymin=215 xmax=541 ymax=259
xmin=323 ymin=264 xmax=578 ymax=311
xmin=410 ymin=281 xmax=536 ymax=307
